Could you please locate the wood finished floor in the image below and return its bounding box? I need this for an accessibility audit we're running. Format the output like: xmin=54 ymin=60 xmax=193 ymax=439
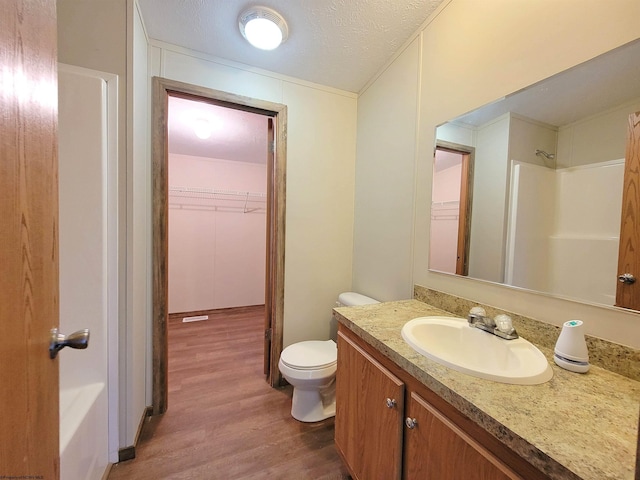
xmin=108 ymin=305 xmax=351 ymax=480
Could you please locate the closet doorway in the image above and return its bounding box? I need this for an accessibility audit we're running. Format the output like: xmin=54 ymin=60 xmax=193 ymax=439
xmin=152 ymin=78 xmax=287 ymax=415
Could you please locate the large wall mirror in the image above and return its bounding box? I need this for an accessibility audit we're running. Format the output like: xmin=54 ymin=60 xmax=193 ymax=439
xmin=430 ymin=39 xmax=640 ymax=310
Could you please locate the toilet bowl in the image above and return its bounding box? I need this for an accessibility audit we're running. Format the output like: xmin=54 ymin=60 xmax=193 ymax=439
xmin=279 ymin=340 xmax=337 ymax=422
xmin=279 ymin=292 xmax=379 ymax=422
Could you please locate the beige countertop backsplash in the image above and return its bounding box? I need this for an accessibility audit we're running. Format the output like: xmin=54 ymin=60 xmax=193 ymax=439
xmin=333 ymin=287 xmax=640 ymax=480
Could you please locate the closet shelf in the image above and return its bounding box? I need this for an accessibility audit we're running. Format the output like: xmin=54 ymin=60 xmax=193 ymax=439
xmin=431 ymin=200 xmax=460 ymax=207
xmin=169 ymin=185 xmax=266 ymax=213
xmin=431 ymin=200 xmax=459 ymax=221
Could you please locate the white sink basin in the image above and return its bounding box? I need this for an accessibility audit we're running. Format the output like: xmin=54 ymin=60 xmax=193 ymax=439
xmin=401 ymin=316 xmax=553 ymax=385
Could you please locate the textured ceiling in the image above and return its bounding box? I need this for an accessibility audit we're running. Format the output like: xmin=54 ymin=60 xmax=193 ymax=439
xmin=168 ymin=96 xmax=269 ymax=164
xmin=137 ymin=0 xmax=446 ymax=93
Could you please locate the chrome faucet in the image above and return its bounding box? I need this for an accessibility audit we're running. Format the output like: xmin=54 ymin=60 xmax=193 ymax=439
xmin=467 ymin=308 xmax=518 ymax=340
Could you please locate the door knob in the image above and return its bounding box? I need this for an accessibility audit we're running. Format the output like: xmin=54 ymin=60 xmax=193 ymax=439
xmin=618 ymin=273 xmax=636 ymax=285
xmin=49 ymin=328 xmax=90 ymax=359
xmin=405 ymin=417 xmax=418 ymax=429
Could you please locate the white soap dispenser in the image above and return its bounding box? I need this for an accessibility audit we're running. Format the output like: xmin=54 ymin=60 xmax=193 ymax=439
xmin=553 ymin=320 xmax=590 ymax=373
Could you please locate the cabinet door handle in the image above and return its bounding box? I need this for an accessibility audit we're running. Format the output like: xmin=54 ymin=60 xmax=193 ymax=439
xmin=385 ymin=398 xmax=397 ymax=408
xmin=405 ymin=417 xmax=418 ymax=429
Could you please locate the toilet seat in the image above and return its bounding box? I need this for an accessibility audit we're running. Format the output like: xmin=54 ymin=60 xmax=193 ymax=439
xmin=280 ymin=340 xmax=336 ymax=370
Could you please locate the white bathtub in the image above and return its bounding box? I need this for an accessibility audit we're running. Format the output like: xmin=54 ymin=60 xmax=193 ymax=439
xmin=60 ymin=382 xmax=108 ymax=480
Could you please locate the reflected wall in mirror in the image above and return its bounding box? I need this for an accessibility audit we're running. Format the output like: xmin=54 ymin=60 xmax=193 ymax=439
xmin=430 ymin=39 xmax=640 ymax=309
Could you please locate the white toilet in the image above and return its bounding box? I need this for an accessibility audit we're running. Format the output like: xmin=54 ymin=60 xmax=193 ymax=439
xmin=278 ymin=292 xmax=379 ymax=422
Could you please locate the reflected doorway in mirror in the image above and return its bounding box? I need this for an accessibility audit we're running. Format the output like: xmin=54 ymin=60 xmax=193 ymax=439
xmin=430 ymin=143 xmax=474 ymax=276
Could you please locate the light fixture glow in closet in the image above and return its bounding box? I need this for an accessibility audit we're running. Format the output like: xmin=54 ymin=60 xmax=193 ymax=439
xmin=239 ymin=6 xmax=288 ymax=50
xmin=193 ymin=118 xmax=212 ymax=139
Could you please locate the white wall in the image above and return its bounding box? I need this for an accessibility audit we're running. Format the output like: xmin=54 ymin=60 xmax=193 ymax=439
xmin=356 ymin=0 xmax=640 ymax=348
xmin=168 ymin=155 xmax=267 ymax=313
xmin=352 ymin=37 xmax=421 ymax=301
xmin=508 ymin=115 xmax=558 ymax=168
xmin=468 ymin=114 xmax=510 ymax=282
xmin=149 ymin=42 xmax=358 ymax=347
xmin=557 ymin=97 xmax=640 ymax=168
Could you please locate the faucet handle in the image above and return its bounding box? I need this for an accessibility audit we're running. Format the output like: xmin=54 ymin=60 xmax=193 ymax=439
xmin=495 ymin=314 xmax=515 ymax=335
xmin=469 ymin=306 xmax=486 ymax=316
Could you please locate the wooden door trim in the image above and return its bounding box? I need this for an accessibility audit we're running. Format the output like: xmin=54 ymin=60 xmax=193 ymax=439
xmin=151 ymin=77 xmax=287 ymax=414
xmin=264 ymin=118 xmax=275 ymax=375
xmin=456 ymin=152 xmax=472 ymax=276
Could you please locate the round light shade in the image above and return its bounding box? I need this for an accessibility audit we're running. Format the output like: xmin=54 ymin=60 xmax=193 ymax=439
xmin=193 ymin=118 xmax=212 ymax=139
xmin=239 ymin=6 xmax=288 ymax=50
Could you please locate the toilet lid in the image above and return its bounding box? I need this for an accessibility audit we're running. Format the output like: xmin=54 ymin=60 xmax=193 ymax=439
xmin=280 ymin=340 xmax=337 ymax=370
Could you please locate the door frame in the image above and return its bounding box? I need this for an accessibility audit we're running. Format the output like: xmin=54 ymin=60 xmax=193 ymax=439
xmin=151 ymin=77 xmax=287 ymax=414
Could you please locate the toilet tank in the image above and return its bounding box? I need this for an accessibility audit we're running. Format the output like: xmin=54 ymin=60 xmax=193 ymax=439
xmin=337 ymin=292 xmax=379 ymax=307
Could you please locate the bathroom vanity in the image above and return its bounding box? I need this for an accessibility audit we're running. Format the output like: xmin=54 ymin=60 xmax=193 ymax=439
xmin=333 ymin=300 xmax=640 ymax=480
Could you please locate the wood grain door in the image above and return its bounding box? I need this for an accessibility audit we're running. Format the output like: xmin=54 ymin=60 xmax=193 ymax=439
xmin=335 ymin=331 xmax=404 ymax=480
xmin=0 ymin=0 xmax=60 ymax=478
xmin=403 ymin=392 xmax=521 ymax=480
xmin=616 ymin=112 xmax=640 ymax=310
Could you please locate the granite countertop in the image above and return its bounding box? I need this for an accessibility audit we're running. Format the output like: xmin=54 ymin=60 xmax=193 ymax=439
xmin=334 ymin=299 xmax=640 ymax=480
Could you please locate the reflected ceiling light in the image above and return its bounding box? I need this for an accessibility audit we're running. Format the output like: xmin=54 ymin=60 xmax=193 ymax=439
xmin=193 ymin=118 xmax=212 ymax=139
xmin=239 ymin=6 xmax=288 ymax=51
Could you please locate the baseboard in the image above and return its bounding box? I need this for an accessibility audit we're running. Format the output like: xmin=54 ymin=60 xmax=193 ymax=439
xmin=117 ymin=405 xmax=153 ymax=462
xmin=101 ymin=463 xmax=113 ymax=480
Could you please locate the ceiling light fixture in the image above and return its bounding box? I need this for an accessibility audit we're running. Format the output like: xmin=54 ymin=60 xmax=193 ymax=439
xmin=193 ymin=118 xmax=212 ymax=140
xmin=239 ymin=6 xmax=288 ymax=51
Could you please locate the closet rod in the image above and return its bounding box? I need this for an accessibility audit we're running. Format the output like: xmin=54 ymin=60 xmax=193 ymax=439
xmin=431 ymin=200 xmax=460 ymax=207
xmin=169 ymin=185 xmax=267 ymax=200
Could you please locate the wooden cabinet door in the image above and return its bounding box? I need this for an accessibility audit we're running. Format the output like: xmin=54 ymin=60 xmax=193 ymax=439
xmin=335 ymin=331 xmax=405 ymax=480
xmin=404 ymin=391 xmax=522 ymax=480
